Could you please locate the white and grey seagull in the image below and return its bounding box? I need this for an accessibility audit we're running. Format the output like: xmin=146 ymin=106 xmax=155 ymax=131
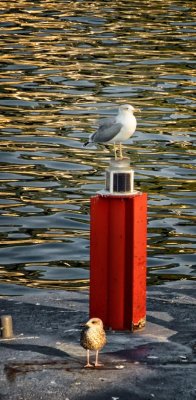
xmin=84 ymin=104 xmax=139 ymax=159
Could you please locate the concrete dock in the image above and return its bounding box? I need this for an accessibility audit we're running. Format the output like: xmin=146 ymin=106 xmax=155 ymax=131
xmin=0 ymin=280 xmax=195 ymax=400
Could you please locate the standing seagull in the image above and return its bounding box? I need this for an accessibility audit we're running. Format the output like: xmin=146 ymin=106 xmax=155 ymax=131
xmin=84 ymin=104 xmax=139 ymax=159
xmin=80 ymin=318 xmax=107 ymax=368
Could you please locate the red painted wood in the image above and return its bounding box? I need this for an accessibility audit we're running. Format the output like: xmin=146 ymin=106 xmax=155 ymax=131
xmin=90 ymin=193 xmax=147 ymax=330
xmin=124 ymin=196 xmax=134 ymax=330
xmin=90 ymin=196 xmax=109 ymax=322
xmin=124 ymin=194 xmax=147 ymax=329
xmin=107 ymin=199 xmax=126 ymax=329
xmin=131 ymin=193 xmax=147 ymax=326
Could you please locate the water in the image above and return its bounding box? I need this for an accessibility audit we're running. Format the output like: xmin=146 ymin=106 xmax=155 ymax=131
xmin=0 ymin=0 xmax=195 ymax=295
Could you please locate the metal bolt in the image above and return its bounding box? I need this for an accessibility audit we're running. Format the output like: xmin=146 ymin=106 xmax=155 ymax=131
xmin=0 ymin=315 xmax=14 ymax=339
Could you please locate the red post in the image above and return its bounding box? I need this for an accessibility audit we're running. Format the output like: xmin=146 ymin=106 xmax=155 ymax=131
xmin=90 ymin=192 xmax=147 ymax=331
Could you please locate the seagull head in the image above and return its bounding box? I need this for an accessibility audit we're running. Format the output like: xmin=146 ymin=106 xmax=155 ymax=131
xmin=118 ymin=104 xmax=140 ymax=115
xmin=85 ymin=318 xmax=104 ymax=329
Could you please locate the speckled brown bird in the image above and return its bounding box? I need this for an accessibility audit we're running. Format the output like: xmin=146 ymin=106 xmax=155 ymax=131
xmin=80 ymin=317 xmax=107 ymax=368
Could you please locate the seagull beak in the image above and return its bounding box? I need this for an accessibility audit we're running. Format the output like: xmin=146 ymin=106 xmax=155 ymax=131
xmin=133 ymin=107 xmax=141 ymax=113
xmin=81 ymin=322 xmax=89 ymax=328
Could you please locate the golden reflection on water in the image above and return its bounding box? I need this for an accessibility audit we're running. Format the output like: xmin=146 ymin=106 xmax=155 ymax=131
xmin=0 ymin=0 xmax=195 ymax=293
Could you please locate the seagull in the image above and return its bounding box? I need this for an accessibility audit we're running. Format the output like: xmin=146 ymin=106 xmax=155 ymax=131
xmin=80 ymin=317 xmax=107 ymax=368
xmin=84 ymin=104 xmax=139 ymax=159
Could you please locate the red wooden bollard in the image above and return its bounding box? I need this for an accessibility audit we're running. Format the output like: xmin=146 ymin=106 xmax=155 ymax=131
xmin=89 ymin=160 xmax=147 ymax=331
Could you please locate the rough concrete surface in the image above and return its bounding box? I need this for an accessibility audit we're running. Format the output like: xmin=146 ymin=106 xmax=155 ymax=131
xmin=0 ymin=281 xmax=195 ymax=400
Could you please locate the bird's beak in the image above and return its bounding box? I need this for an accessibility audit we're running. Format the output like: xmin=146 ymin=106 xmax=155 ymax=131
xmin=81 ymin=323 xmax=89 ymax=328
xmin=133 ymin=107 xmax=141 ymax=113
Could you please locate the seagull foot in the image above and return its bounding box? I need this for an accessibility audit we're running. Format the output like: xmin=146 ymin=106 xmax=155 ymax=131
xmin=84 ymin=363 xmax=94 ymax=368
xmin=94 ymin=362 xmax=104 ymax=367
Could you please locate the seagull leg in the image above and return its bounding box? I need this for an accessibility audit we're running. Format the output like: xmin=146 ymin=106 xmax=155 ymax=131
xmin=119 ymin=142 xmax=123 ymax=159
xmin=113 ymin=143 xmax=118 ymax=160
xmin=84 ymin=349 xmax=93 ymax=368
xmin=95 ymin=350 xmax=103 ymax=367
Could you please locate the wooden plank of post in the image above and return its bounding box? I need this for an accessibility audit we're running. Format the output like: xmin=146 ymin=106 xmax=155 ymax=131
xmin=90 ymin=192 xmax=147 ymax=331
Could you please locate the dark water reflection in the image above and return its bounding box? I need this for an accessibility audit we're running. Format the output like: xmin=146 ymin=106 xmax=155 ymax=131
xmin=0 ymin=0 xmax=195 ymax=295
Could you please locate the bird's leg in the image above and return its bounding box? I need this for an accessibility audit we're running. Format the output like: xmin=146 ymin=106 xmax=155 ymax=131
xmin=95 ymin=350 xmax=103 ymax=367
xmin=84 ymin=349 xmax=93 ymax=368
xmin=113 ymin=143 xmax=118 ymax=160
xmin=119 ymin=142 xmax=123 ymax=159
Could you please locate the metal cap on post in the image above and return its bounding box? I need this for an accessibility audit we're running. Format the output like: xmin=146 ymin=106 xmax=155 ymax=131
xmin=99 ymin=159 xmax=137 ymax=196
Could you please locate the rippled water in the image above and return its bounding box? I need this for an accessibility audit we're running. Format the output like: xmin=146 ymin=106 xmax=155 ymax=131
xmin=0 ymin=0 xmax=195 ymax=295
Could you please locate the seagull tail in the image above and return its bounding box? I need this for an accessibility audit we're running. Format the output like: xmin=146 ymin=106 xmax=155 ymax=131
xmin=83 ymin=134 xmax=95 ymax=147
xmin=83 ymin=133 xmax=95 ymax=147
xmin=83 ymin=140 xmax=90 ymax=147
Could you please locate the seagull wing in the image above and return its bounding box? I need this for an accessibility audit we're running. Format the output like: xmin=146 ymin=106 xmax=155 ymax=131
xmin=91 ymin=118 xmax=123 ymax=143
xmin=98 ymin=116 xmax=115 ymax=127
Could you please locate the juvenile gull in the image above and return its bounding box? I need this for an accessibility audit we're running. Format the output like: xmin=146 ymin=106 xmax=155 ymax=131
xmin=80 ymin=317 xmax=106 ymax=368
xmin=84 ymin=104 xmax=139 ymax=159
